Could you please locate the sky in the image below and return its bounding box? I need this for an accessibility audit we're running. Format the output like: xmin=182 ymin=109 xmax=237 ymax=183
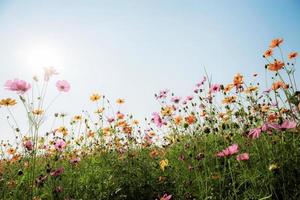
xmin=0 ymin=0 xmax=300 ymax=141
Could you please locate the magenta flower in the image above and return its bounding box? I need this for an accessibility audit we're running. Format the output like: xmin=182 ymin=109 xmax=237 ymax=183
xmin=210 ymin=84 xmax=221 ymax=93
xmin=160 ymin=194 xmax=172 ymax=200
xmin=50 ymin=167 xmax=64 ymax=177
xmin=151 ymin=112 xmax=165 ymax=128
xmin=236 ymin=153 xmax=249 ymax=161
xmin=55 ymin=139 xmax=66 ymax=151
xmin=281 ymin=120 xmax=297 ymax=129
xmin=56 ymin=80 xmax=70 ymax=92
xmin=4 ymin=79 xmax=31 ymax=94
xmin=216 ymin=144 xmax=239 ymax=157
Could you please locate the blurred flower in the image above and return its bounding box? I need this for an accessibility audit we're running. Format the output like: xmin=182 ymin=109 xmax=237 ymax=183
xmin=70 ymin=157 xmax=81 ymax=165
xmin=216 ymin=144 xmax=239 ymax=157
xmin=116 ymin=98 xmax=125 ymax=104
xmin=90 ymin=93 xmax=101 ymax=102
xmin=56 ymin=80 xmax=70 ymax=92
xmin=185 ymin=115 xmax=196 ymax=125
xmin=281 ymin=120 xmax=297 ymax=129
xmin=161 ymin=106 xmax=173 ymax=116
xmin=224 ymin=84 xmax=234 ymax=93
xmin=0 ymin=98 xmax=17 ymax=106
xmin=233 ymin=73 xmax=243 ymax=86
xmin=263 ymin=49 xmax=273 ymax=58
xmin=236 ymin=153 xmax=249 ymax=161
xmin=32 ymin=109 xmax=44 ymax=115
xmin=222 ymin=96 xmax=236 ymax=104
xmin=44 ymin=67 xmax=58 ymax=81
xmin=248 ymin=128 xmax=262 ymax=139
xmin=55 ymin=139 xmax=66 ymax=151
xmin=272 ymin=81 xmax=288 ymax=90
xmin=50 ymin=167 xmax=64 ymax=177
xmin=171 ymin=96 xmax=181 ymax=104
xmin=160 ymin=159 xmax=169 ymax=171
xmin=7 ymin=148 xmax=16 ymax=155
xmin=24 ymin=140 xmax=33 ymax=151
xmin=269 ymin=38 xmax=284 ymax=48
xmin=160 ymin=194 xmax=172 ymax=200
xmin=4 ymin=79 xmax=31 ymax=94
xmin=268 ymin=163 xmax=279 ymax=171
xmin=288 ymin=52 xmax=298 ymax=59
xmin=155 ymin=89 xmax=169 ymax=99
xmin=268 ymin=60 xmax=284 ymax=71
xmin=210 ymin=84 xmax=221 ymax=93
xmin=152 ymin=112 xmax=166 ymax=128
xmin=244 ymin=86 xmax=258 ymax=94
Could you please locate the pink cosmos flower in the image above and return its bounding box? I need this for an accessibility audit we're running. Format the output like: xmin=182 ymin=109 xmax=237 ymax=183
xmin=70 ymin=157 xmax=81 ymax=165
xmin=281 ymin=120 xmax=297 ymax=129
xmin=44 ymin=66 xmax=59 ymax=81
xmin=196 ymin=76 xmax=207 ymax=88
xmin=107 ymin=117 xmax=115 ymax=123
xmin=55 ymin=139 xmax=66 ymax=151
xmin=248 ymin=128 xmax=262 ymax=139
xmin=185 ymin=95 xmax=194 ymax=101
xmin=24 ymin=140 xmax=33 ymax=151
xmin=210 ymin=84 xmax=221 ymax=93
xmin=171 ymin=96 xmax=181 ymax=104
xmin=236 ymin=153 xmax=249 ymax=161
xmin=56 ymin=80 xmax=70 ymax=92
xmin=160 ymin=194 xmax=172 ymax=200
xmin=216 ymin=144 xmax=239 ymax=157
xmin=261 ymin=122 xmax=281 ymax=132
xmin=4 ymin=79 xmax=31 ymax=94
xmin=50 ymin=167 xmax=64 ymax=177
xmin=151 ymin=112 xmax=165 ymax=128
xmin=155 ymin=89 xmax=169 ymax=99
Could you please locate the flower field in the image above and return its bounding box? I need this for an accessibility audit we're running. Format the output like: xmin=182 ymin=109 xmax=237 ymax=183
xmin=0 ymin=39 xmax=299 ymax=200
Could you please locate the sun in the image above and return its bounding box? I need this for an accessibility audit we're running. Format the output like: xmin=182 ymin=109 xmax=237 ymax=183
xmin=26 ymin=43 xmax=64 ymax=72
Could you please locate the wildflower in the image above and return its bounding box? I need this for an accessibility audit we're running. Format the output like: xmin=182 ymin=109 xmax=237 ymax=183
xmin=152 ymin=112 xmax=166 ymax=128
xmin=160 ymin=159 xmax=169 ymax=171
xmin=268 ymin=163 xmax=279 ymax=171
xmin=185 ymin=115 xmax=196 ymax=125
xmin=216 ymin=144 xmax=239 ymax=157
xmin=24 ymin=140 xmax=33 ymax=151
xmin=210 ymin=84 xmax=221 ymax=93
xmin=32 ymin=109 xmax=44 ymax=115
xmin=174 ymin=116 xmax=183 ymax=125
xmin=73 ymin=115 xmax=82 ymax=121
xmin=196 ymin=76 xmax=207 ymax=87
xmin=269 ymin=38 xmax=284 ymax=48
xmin=116 ymin=98 xmax=125 ymax=104
xmin=56 ymin=80 xmax=70 ymax=92
xmin=4 ymin=79 xmax=31 ymax=94
xmin=90 ymin=93 xmax=101 ymax=101
xmin=44 ymin=67 xmax=58 ymax=81
xmin=171 ymin=96 xmax=181 ymax=104
xmin=248 ymin=128 xmax=262 ymax=139
xmin=233 ymin=73 xmax=243 ymax=86
xmin=161 ymin=106 xmax=173 ymax=116
xmin=57 ymin=126 xmax=68 ymax=136
xmin=160 ymin=194 xmax=172 ymax=200
xmin=155 ymin=89 xmax=169 ymax=99
xmin=132 ymin=120 xmax=139 ymax=125
xmin=50 ymin=167 xmax=64 ymax=177
xmin=195 ymin=152 xmax=205 ymax=161
xmin=280 ymin=120 xmax=297 ymax=129
xmin=263 ymin=49 xmax=273 ymax=58
xmin=149 ymin=149 xmax=159 ymax=158
xmin=272 ymin=81 xmax=288 ymax=90
xmin=107 ymin=117 xmax=115 ymax=123
xmin=70 ymin=157 xmax=81 ymax=165
xmin=288 ymin=52 xmax=298 ymax=59
xmin=7 ymin=148 xmax=16 ymax=155
xmin=222 ymin=96 xmax=236 ymax=104
xmin=55 ymin=139 xmax=66 ymax=151
xmin=236 ymin=153 xmax=249 ymax=161
xmin=224 ymin=84 xmax=234 ymax=93
xmin=268 ymin=60 xmax=284 ymax=71
xmin=95 ymin=107 xmax=105 ymax=114
xmin=0 ymin=98 xmax=17 ymax=106
xmin=244 ymin=86 xmax=258 ymax=94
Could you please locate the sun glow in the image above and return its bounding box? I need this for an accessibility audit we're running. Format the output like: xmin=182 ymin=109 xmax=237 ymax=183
xmin=25 ymin=43 xmax=64 ymax=72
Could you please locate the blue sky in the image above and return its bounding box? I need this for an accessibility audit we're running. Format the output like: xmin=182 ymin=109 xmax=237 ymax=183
xmin=0 ymin=0 xmax=300 ymax=141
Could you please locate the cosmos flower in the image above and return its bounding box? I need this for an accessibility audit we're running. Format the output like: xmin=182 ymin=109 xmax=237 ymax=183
xmin=56 ymin=80 xmax=70 ymax=92
xmin=269 ymin=38 xmax=284 ymax=48
xmin=0 ymin=98 xmax=17 ymax=106
xmin=210 ymin=84 xmax=221 ymax=93
xmin=216 ymin=144 xmax=239 ymax=157
xmin=288 ymin=52 xmax=298 ymax=60
xmin=90 ymin=93 xmax=101 ymax=101
xmin=159 ymin=159 xmax=169 ymax=171
xmin=4 ymin=79 xmax=31 ymax=94
xmin=268 ymin=60 xmax=284 ymax=71
xmin=171 ymin=96 xmax=181 ymax=104
xmin=50 ymin=167 xmax=64 ymax=177
xmin=236 ymin=153 xmax=249 ymax=161
xmin=24 ymin=140 xmax=33 ymax=151
xmin=280 ymin=120 xmax=297 ymax=129
xmin=263 ymin=49 xmax=273 ymax=58
xmin=152 ymin=112 xmax=166 ymax=128
xmin=55 ymin=139 xmax=66 ymax=151
xmin=248 ymin=128 xmax=262 ymax=139
xmin=160 ymin=194 xmax=172 ymax=200
xmin=44 ymin=66 xmax=58 ymax=81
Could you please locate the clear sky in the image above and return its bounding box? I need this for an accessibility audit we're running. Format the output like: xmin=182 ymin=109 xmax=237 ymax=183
xmin=0 ymin=0 xmax=300 ymax=141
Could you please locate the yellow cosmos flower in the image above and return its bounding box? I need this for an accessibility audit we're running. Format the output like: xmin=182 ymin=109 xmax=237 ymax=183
xmin=90 ymin=93 xmax=101 ymax=102
xmin=32 ymin=109 xmax=44 ymax=115
xmin=116 ymin=98 xmax=125 ymax=104
xmin=160 ymin=159 xmax=169 ymax=171
xmin=244 ymin=86 xmax=258 ymax=94
xmin=0 ymin=98 xmax=17 ymax=106
xmin=161 ymin=106 xmax=173 ymax=116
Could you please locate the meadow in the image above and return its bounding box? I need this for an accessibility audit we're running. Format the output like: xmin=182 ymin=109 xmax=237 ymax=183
xmin=0 ymin=38 xmax=299 ymax=200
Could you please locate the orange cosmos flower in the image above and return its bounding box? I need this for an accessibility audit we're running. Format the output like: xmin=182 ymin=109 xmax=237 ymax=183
xmin=90 ymin=93 xmax=101 ymax=102
xmin=149 ymin=149 xmax=159 ymax=158
xmin=233 ymin=73 xmax=243 ymax=86
xmin=268 ymin=60 xmax=284 ymax=71
xmin=222 ymin=96 xmax=237 ymax=104
xmin=185 ymin=115 xmax=196 ymax=125
xmin=174 ymin=116 xmax=183 ymax=125
xmin=0 ymin=98 xmax=17 ymax=106
xmin=32 ymin=109 xmax=44 ymax=115
xmin=263 ymin=49 xmax=273 ymax=58
xmin=288 ymin=52 xmax=298 ymax=59
xmin=244 ymin=86 xmax=258 ymax=94
xmin=269 ymin=38 xmax=284 ymax=48
xmin=7 ymin=148 xmax=16 ymax=155
xmin=116 ymin=98 xmax=125 ymax=104
xmin=224 ymin=84 xmax=234 ymax=93
xmin=272 ymin=81 xmax=288 ymax=91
